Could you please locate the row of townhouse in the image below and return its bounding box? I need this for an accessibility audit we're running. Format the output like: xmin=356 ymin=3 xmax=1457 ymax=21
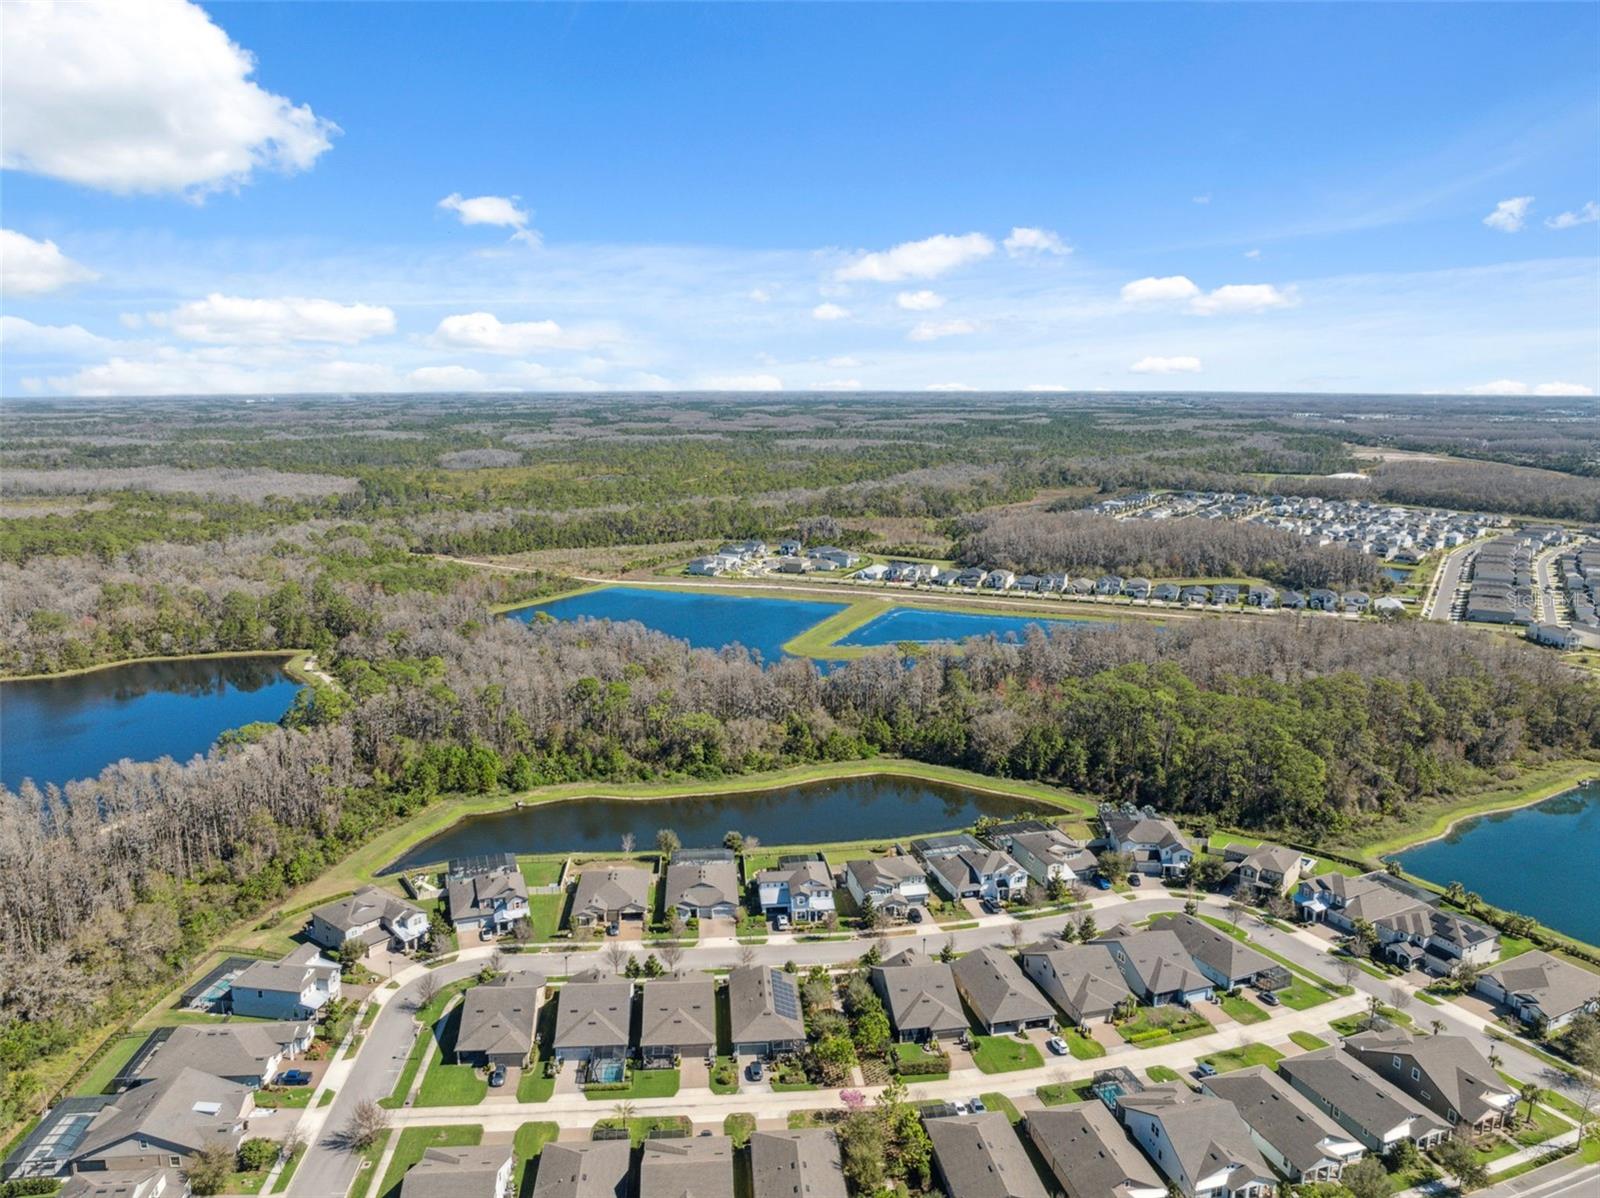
xmin=1532 ymin=539 xmax=1600 ymax=649
xmin=1466 ymin=532 xmax=1540 ymax=624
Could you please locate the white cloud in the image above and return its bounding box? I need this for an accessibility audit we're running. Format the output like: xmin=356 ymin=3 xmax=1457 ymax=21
xmin=438 ymin=193 xmax=539 ymax=246
xmin=1546 ymin=201 xmax=1600 ymax=230
xmin=748 ymin=288 xmax=772 ymax=303
xmin=825 ymin=355 xmax=862 ymax=368
xmin=118 ymin=313 xmax=144 ymax=330
xmin=699 ymin=373 xmax=783 ymax=391
xmin=1192 ymin=194 xmax=1212 ymax=205
xmin=926 ymin=382 xmax=976 ymax=391
xmin=1130 ymin=355 xmax=1203 ymax=374
xmin=430 ymin=311 xmax=611 ymax=353
xmin=908 ymin=318 xmax=978 ymax=342
xmin=1 ymin=0 xmax=336 ymax=197
xmin=1244 ymin=249 xmax=1262 ymax=260
xmin=408 ymin=365 xmax=488 ymax=389
xmin=0 ymin=229 xmax=99 ymax=295
xmin=1003 ymin=227 xmax=1069 ymax=257
xmin=811 ymin=302 xmax=850 ymax=321
xmin=896 ymin=290 xmax=945 ymax=311
xmin=1188 ymin=283 xmax=1297 ymax=316
xmin=152 ymin=293 xmax=395 ymax=344
xmin=1121 ymin=275 xmax=1201 ymax=304
xmin=1464 ymin=379 xmax=1595 ymax=396
xmin=817 ymin=378 xmax=862 ymax=391
xmin=835 ymin=232 xmax=994 ymax=282
xmin=1483 ymin=196 xmax=1533 ymax=233
xmin=0 ymin=316 xmax=116 ymax=356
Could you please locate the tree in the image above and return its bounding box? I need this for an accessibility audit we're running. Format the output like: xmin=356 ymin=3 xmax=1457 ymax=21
xmin=738 ymin=947 xmax=756 ymax=968
xmin=342 ymin=1099 xmax=389 ymax=1151
xmin=1435 ymin=1136 xmax=1488 ymax=1192
xmin=612 ymin=1100 xmax=636 ymax=1125
xmin=723 ymin=830 xmax=744 ymax=853
xmin=187 ymin=1142 xmax=237 ymax=1195
xmin=602 ymin=942 xmax=628 ymax=975
xmin=1445 ymin=881 xmax=1466 ymax=906
xmin=1190 ymin=856 xmax=1229 ymax=891
xmin=656 ymin=828 xmax=681 ymax=857
xmin=1226 ymin=898 xmax=1247 ymax=928
xmin=939 ymin=936 xmax=956 ymax=963
xmin=1184 ymin=899 xmax=1199 ymax=916
xmin=1387 ymin=984 xmax=1414 ymax=1017
xmin=486 ymin=948 xmax=504 ymax=977
xmin=1429 ymin=1019 xmax=1445 ymax=1036
xmin=1008 ymin=923 xmax=1025 ymax=950
xmin=238 ymin=1138 xmax=279 ymax=1171
xmin=660 ymin=942 xmax=684 ymax=973
xmin=1520 ymin=1083 xmax=1544 ymax=1125
xmin=1078 ymin=914 xmax=1098 ymax=942
xmin=414 ymin=970 xmax=440 ymax=1012
xmin=1097 ymin=852 xmax=1131 ymax=885
xmin=1349 ymin=919 xmax=1378 ymax=958
xmin=336 ymin=937 xmax=366 ymax=973
xmin=642 ymin=953 xmax=664 ymax=977
xmin=1335 ymin=957 xmax=1360 ymax=990
xmin=1341 ymin=1154 xmax=1390 ymax=1198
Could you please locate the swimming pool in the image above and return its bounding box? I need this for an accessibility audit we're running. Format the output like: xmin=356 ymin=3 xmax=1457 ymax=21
xmin=588 ymin=1058 xmax=626 ymax=1084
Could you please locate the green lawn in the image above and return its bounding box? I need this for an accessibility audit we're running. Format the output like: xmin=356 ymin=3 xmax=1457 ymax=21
xmin=523 ymin=892 xmax=567 ymax=942
xmin=591 ymin=1116 xmax=691 ymax=1146
xmin=519 ymin=857 xmax=565 ymax=887
xmin=270 ymin=1144 xmax=306 ymax=1193
xmin=1037 ymin=1080 xmax=1099 ymax=1106
xmin=1511 ymin=1105 xmax=1571 ymax=1146
xmin=512 ymin=1121 xmax=559 ymax=1195
xmin=414 ymin=1005 xmax=488 ymax=1107
xmin=1116 ymin=1007 xmax=1214 ymax=1047
xmin=251 ymin=1086 xmax=313 ymax=1109
xmin=970 ymin=1035 xmax=1043 ymax=1074
xmin=1271 ymin=982 xmax=1335 ymax=1011
xmin=582 ymin=1067 xmax=680 ymax=1101
xmin=979 ymin=1093 xmax=1022 ymax=1124
xmin=71 ymin=1034 xmax=147 ymax=1097
xmin=724 ymin=1113 xmax=756 ymax=1147
xmin=1289 ymin=1031 xmax=1330 ymax=1052
xmin=1220 ymin=994 xmax=1270 ymax=1025
xmin=1199 ymin=1043 xmax=1285 ymax=1074
xmin=517 ymin=1063 xmax=554 ymax=1103
xmin=1065 ymin=1028 xmax=1106 ymax=1059
xmin=379 ymin=980 xmax=474 ymax=1108
xmin=347 ymin=1129 xmax=392 ymax=1198
xmin=1329 ymin=1007 xmax=1414 ymax=1037
xmin=710 ymin=1055 xmax=740 ymax=1094
xmin=318 ymin=1087 xmax=336 ymax=1107
xmin=377 ymin=1126 xmax=482 ymax=1198
xmin=1146 ymin=1066 xmax=1181 ymax=1082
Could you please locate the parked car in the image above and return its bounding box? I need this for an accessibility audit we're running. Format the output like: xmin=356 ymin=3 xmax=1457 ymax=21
xmin=908 ymin=906 xmax=923 ymax=924
xmin=1046 ymin=1037 xmax=1069 ymax=1056
xmin=1196 ymin=1061 xmax=1217 ymax=1078
xmin=774 ymin=914 xmax=790 ymax=930
xmin=980 ymin=898 xmax=1001 ymax=914
xmin=1128 ymin=873 xmax=1143 ymax=887
xmin=746 ymin=1059 xmax=764 ymax=1082
xmin=605 ymin=922 xmax=620 ymax=937
xmin=488 ymin=1065 xmax=507 ymax=1088
xmin=275 ymin=1070 xmax=311 ymax=1087
xmin=970 ymin=1097 xmax=987 ymax=1113
xmin=1095 ymin=877 xmax=1113 ymax=890
xmin=1259 ymin=990 xmax=1280 ymax=1007
xmin=952 ymin=1100 xmax=971 ymax=1115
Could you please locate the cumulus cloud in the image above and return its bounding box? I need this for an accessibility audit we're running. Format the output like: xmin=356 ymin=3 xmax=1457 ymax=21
xmin=1188 ymin=283 xmax=1297 ymax=316
xmin=1464 ymin=379 xmax=1595 ymax=396
xmin=152 ymin=293 xmax=395 ymax=344
xmin=811 ymin=302 xmax=850 ymax=321
xmin=835 ymin=232 xmax=994 ymax=282
xmin=0 ymin=229 xmax=100 ymax=295
xmin=908 ymin=318 xmax=978 ymax=342
xmin=437 ymin=193 xmax=539 ymax=245
xmin=1003 ymin=226 xmax=1069 ymax=257
xmin=1546 ymin=201 xmax=1600 ymax=230
xmin=896 ymin=290 xmax=945 ymax=311
xmin=699 ymin=373 xmax=783 ymax=391
xmin=1121 ymin=275 xmax=1201 ymax=304
xmin=430 ymin=311 xmax=611 ymax=353
xmin=0 ymin=315 xmax=116 ymax=356
xmin=1 ymin=0 xmax=336 ymax=197
xmin=926 ymin=382 xmax=976 ymax=391
xmin=825 ymin=355 xmax=862 ymax=368
xmin=1483 ymin=196 xmax=1533 ymax=233
xmin=1130 ymin=355 xmax=1203 ymax=374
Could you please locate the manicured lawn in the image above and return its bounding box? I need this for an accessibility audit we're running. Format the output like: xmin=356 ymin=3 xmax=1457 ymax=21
xmin=1289 ymin=1031 xmax=1329 ymax=1052
xmin=519 ymin=857 xmax=565 ymax=887
xmin=1065 ymin=1029 xmax=1106 ymax=1060
xmin=1199 ymin=1043 xmax=1285 ymax=1074
xmin=591 ymin=1116 xmax=691 ymax=1146
xmin=347 ymin=1129 xmax=391 ymax=1198
xmin=1329 ymin=1006 xmax=1414 ymax=1037
xmin=318 ymin=1088 xmax=336 ymax=1106
xmin=224 ymin=1168 xmax=272 ymax=1193
xmin=1511 ymin=1105 xmax=1570 ymax=1146
xmin=710 ymin=1055 xmax=740 ymax=1094
xmin=415 ymin=1005 xmax=488 ymax=1107
xmin=1220 ymin=994 xmax=1269 ymax=1025
xmin=1272 ymin=982 xmax=1334 ymax=1011
xmin=1472 ymin=1136 xmax=1520 ymax=1167
xmin=1146 ymin=1066 xmax=1181 ymax=1082
xmin=72 ymin=1034 xmax=147 ymax=1097
xmin=512 ymin=1121 xmax=559 ymax=1195
xmin=523 ymin=892 xmax=567 ymax=943
xmin=724 ymin=1113 xmax=756 ymax=1147
xmin=379 ymin=980 xmax=474 ymax=1108
xmin=251 ymin=1086 xmax=313 ymax=1109
xmin=517 ymin=1063 xmax=555 ymax=1103
xmin=970 ymin=1035 xmax=1043 ymax=1074
xmin=378 ymin=1126 xmax=484 ymax=1198
xmin=1496 ymin=936 xmax=1539 ymax=963
xmin=1117 ymin=1007 xmax=1214 ymax=1047
xmin=980 ymin=1093 xmax=1022 ymax=1123
xmin=270 ymin=1144 xmax=306 ymax=1193
xmin=1037 ymin=1080 xmax=1098 ymax=1106
xmin=582 ymin=1067 xmax=680 ymax=1101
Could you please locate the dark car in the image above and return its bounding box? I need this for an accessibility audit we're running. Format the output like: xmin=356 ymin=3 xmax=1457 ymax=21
xmin=746 ymin=1059 xmax=764 ymax=1082
xmin=606 ymin=922 xmax=620 ymax=937
xmin=1258 ymin=990 xmax=1281 ymax=1007
xmin=980 ymin=898 xmax=1001 ymax=914
xmin=488 ymin=1065 xmax=507 ymax=1088
xmin=275 ymin=1070 xmax=312 ymax=1087
xmin=907 ymin=906 xmax=923 ymax=924
xmin=1128 ymin=873 xmax=1142 ymax=887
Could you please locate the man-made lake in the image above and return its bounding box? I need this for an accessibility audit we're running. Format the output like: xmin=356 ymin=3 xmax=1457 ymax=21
xmin=837 ymin=606 xmax=1095 ymax=647
xmin=1393 ymin=781 xmax=1600 ymax=945
xmin=384 ymin=774 xmax=1053 ymax=870
xmin=1 ymin=656 xmax=302 ymax=793
xmin=509 ymin=587 xmax=845 ymax=662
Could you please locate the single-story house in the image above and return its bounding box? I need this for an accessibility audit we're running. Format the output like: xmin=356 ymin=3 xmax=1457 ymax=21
xmin=925 ymin=1112 xmax=1048 ymax=1198
xmin=1278 ymin=1049 xmax=1449 ymax=1153
xmin=529 ymin=1141 xmax=631 ymax=1198
xmin=307 ymin=886 xmax=429 ymax=954
xmin=1225 ymin=842 xmax=1314 ymax=898
xmin=1019 ymin=942 xmax=1133 ymax=1025
xmin=229 ymin=944 xmax=341 ymax=1021
xmin=1181 ymin=586 xmax=1210 ymax=605
xmin=116 ymin=1022 xmax=312 ymax=1091
xmin=1213 ymin=584 xmax=1240 ymax=605
xmin=871 ymin=948 xmax=968 ymax=1043
xmin=570 ymin=867 xmax=652 ymax=930
xmin=997 ymin=828 xmax=1099 ymax=886
xmin=1280 ymin=589 xmax=1306 ymax=609
xmin=1150 ymin=914 xmax=1282 ymax=991
xmin=446 ymin=864 xmax=530 ymax=937
xmin=454 ymin=975 xmax=543 ymax=1069
xmin=639 ymin=973 xmax=716 ymax=1064
xmin=1202 ymin=1067 xmax=1364 ymax=1184
xmin=66 ymin=1068 xmax=253 ymax=1178
xmin=550 ymin=972 xmax=633 ymax=1062
xmin=727 ymin=966 xmax=806 ymax=1057
xmin=664 ymin=850 xmax=740 ymax=921
xmin=842 ymin=856 xmax=929 ymax=920
xmin=750 ymin=1129 xmax=846 ymax=1198
xmin=1117 ymin=1085 xmax=1275 ymax=1198
xmin=1475 ymin=951 xmax=1600 ymax=1031
xmin=1026 ymin=1103 xmax=1165 ymax=1198
xmin=639 ymin=1137 xmax=735 ymax=1198
xmin=950 ymin=946 xmax=1054 ymax=1035
xmin=1101 ymin=814 xmax=1193 ymax=877
xmin=754 ymin=858 xmax=836 ymax=924
xmin=1095 ymin=927 xmax=1213 ymax=1006
xmin=398 ymin=1146 xmax=514 ymax=1198
xmin=1343 ymin=1028 xmax=1515 ymax=1133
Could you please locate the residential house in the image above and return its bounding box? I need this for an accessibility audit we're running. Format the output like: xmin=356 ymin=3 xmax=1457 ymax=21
xmin=1293 ymin=872 xmax=1498 ymax=973
xmin=1152 ymin=583 xmax=1182 ymax=603
xmin=1117 ymin=1085 xmax=1276 ymax=1198
xmin=925 ymin=1112 xmax=1048 ymax=1198
xmin=454 ymin=975 xmax=543 ymax=1069
xmin=808 ymin=547 xmax=861 ymax=569
xmin=856 ymin=563 xmax=889 ymax=582
xmin=1342 ymin=592 xmax=1370 ymax=612
xmin=1094 ymin=927 xmax=1214 ymax=1006
xmin=1343 ymin=1029 xmax=1515 ymax=1133
xmin=228 ymin=944 xmax=340 ymax=1020
xmin=1202 ymin=1067 xmax=1364 ymax=1184
xmin=921 ymin=845 xmax=1029 ymax=903
xmin=1181 ymin=586 xmax=1210 ymax=605
xmin=664 ymin=849 xmax=740 ymax=921
xmin=1213 ymin=584 xmax=1240 ymax=605
xmin=1225 ymin=844 xmax=1314 ymax=899
xmin=446 ymin=864 xmax=530 ymax=938
xmin=60 ymin=1168 xmax=186 ymax=1198
xmin=551 ymin=972 xmax=633 ymax=1062
xmin=777 ymin=539 xmax=802 ymax=557
xmin=1278 ymin=1049 xmax=1449 ymax=1152
xmin=639 ymin=973 xmax=717 ymax=1064
xmin=754 ymin=858 xmax=836 ymax=925
xmin=66 ymin=1068 xmax=253 ymax=1177
xmin=983 ymin=569 xmax=1017 ymax=590
xmin=1279 ymin=590 xmax=1306 ymax=609
xmin=529 ymin=1141 xmax=631 ymax=1198
xmin=116 ymin=1022 xmax=313 ymax=1091
xmin=1150 ymin=914 xmax=1283 ymax=991
xmin=1101 ymin=815 xmax=1193 ymax=877
xmin=727 ymin=966 xmax=806 ymax=1057
xmin=775 ymin=555 xmax=811 ymax=575
xmin=397 ymin=1146 xmax=514 ymax=1198
xmin=307 ymin=886 xmax=428 ymax=953
xmin=1019 ymin=942 xmax=1134 ymax=1025
xmin=1125 ymin=578 xmax=1152 ymax=600
xmin=871 ymin=948 xmax=968 ymax=1043
xmin=1026 ymin=1103 xmax=1165 ymax=1198
xmin=842 ymin=856 xmax=929 ymax=921
xmin=720 ymin=540 xmax=768 ymax=560
xmin=749 ymin=1130 xmax=847 ymax=1198
xmin=997 ymin=828 xmax=1099 ymax=886
xmin=1307 ymin=589 xmax=1339 ymax=611
xmin=570 ymin=867 xmax=652 ymax=930
xmin=639 ymin=1137 xmax=736 ymax=1198
xmin=1246 ymin=586 xmax=1278 ymax=608
xmin=1096 ymin=575 xmax=1125 ymax=595
xmin=1475 ymin=951 xmax=1600 ymax=1032
xmin=951 ymin=946 xmax=1054 ymax=1035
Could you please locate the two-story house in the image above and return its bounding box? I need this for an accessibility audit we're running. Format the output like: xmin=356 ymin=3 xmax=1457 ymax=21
xmin=842 ymin=856 xmax=929 ymax=921
xmin=228 ymin=944 xmax=341 ymax=1020
xmin=1225 ymin=843 xmax=1315 ymax=899
xmin=1343 ymin=1029 xmax=1515 ymax=1134
xmin=307 ymin=885 xmax=429 ymax=954
xmin=993 ymin=827 xmax=1099 ymax=886
xmin=446 ymin=863 xmax=530 ymax=938
xmin=1117 ymin=1085 xmax=1276 ymax=1198
xmin=1102 ymin=814 xmax=1193 ymax=878
xmin=753 ymin=858 xmax=836 ymax=925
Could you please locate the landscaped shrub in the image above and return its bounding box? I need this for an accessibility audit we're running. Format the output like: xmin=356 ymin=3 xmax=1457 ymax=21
xmin=238 ymin=1137 xmax=279 ymax=1171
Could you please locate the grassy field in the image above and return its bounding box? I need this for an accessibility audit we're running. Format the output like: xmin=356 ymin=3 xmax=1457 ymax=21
xmin=1199 ymin=1043 xmax=1285 ymax=1073
xmin=1036 ymin=1080 xmax=1098 ymax=1106
xmin=970 ymin=1035 xmax=1044 ymax=1074
xmin=380 ymin=982 xmax=474 ymax=1108
xmin=70 ymin=1033 xmax=146 ymax=1096
xmin=590 ymin=1115 xmax=691 ymax=1146
xmin=1271 ymin=982 xmax=1336 ymax=1010
xmin=376 ymin=1126 xmax=483 ymax=1198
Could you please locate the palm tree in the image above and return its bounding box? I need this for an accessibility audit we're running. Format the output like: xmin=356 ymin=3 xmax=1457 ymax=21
xmin=612 ymin=1100 xmax=637 ymax=1126
xmin=1430 ymin=1019 xmax=1446 ymax=1037
xmin=1488 ymin=1046 xmax=1503 ymax=1072
xmin=1464 ymin=891 xmax=1481 ymax=912
xmin=1520 ymin=1083 xmax=1543 ymax=1125
xmin=1445 ymin=881 xmax=1466 ymax=906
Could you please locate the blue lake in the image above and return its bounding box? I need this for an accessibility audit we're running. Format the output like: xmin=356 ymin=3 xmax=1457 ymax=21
xmin=509 ymin=587 xmax=846 ymax=662
xmin=1 ymin=656 xmax=303 ymax=793
xmin=838 ymin=606 xmax=1096 ymax=646
xmin=1382 ymin=566 xmax=1411 ymax=581
xmin=1393 ymin=781 xmax=1600 ymax=945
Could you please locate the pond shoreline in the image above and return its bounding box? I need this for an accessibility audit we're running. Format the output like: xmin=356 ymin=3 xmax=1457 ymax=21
xmin=0 ymin=647 xmax=315 ymax=685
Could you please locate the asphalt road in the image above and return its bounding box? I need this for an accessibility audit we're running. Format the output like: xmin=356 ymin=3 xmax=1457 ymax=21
xmin=1427 ymin=543 xmax=1476 ymax=620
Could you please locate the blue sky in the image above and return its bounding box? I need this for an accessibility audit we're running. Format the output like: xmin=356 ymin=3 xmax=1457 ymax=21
xmin=2 ymin=0 xmax=1596 ymax=397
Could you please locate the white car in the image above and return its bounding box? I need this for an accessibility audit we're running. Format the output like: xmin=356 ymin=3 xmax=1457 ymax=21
xmin=1046 ymin=1036 xmax=1069 ymax=1056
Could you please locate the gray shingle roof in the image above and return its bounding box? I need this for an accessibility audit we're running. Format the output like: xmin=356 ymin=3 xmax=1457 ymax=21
xmin=749 ymin=1129 xmax=847 ymax=1198
xmin=1151 ymin=913 xmax=1274 ymax=983
xmin=74 ymin=1067 xmax=252 ymax=1163
xmin=1117 ymin=1085 xmax=1274 ymax=1194
xmin=1025 ymin=1103 xmax=1164 ymax=1198
xmin=639 ymin=974 xmax=716 ymax=1052
xmin=1279 ymin=1048 xmax=1442 ymax=1142
xmin=664 ymin=858 xmax=740 ymax=911
xmin=639 ymin=1135 xmax=737 ymax=1198
xmin=925 ymin=1112 xmax=1048 ymax=1198
xmin=1018 ymin=942 xmax=1132 ymax=1021
xmin=312 ymin=885 xmax=420 ymax=935
xmin=124 ymin=1021 xmax=310 ymax=1085
xmin=553 ymin=976 xmax=634 ymax=1053
xmin=1344 ymin=1028 xmax=1513 ymax=1126
xmin=530 ymin=1141 xmax=632 ymax=1198
xmin=727 ymin=966 xmax=805 ymax=1047
xmin=397 ymin=1146 xmax=512 ymax=1198
xmin=872 ymin=958 xmax=967 ymax=1038
xmin=571 ymin=867 xmax=652 ymax=920
xmin=456 ymin=974 xmax=542 ymax=1059
xmin=1202 ymin=1066 xmax=1360 ymax=1175
xmin=1482 ymin=951 xmax=1600 ymax=1022
xmin=1095 ymin=928 xmax=1210 ymax=996
xmin=950 ymin=946 xmax=1053 ymax=1029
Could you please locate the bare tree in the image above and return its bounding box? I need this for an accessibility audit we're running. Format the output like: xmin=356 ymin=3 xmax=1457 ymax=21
xmin=620 ymin=832 xmax=636 ymax=855
xmin=1335 ymin=957 xmax=1360 ymax=990
xmin=1007 ymin=923 xmax=1025 ymax=950
xmin=660 ymin=942 xmax=684 ymax=973
xmin=413 ymin=970 xmax=440 ymax=1012
xmin=341 ymin=1099 xmax=390 ymax=1151
xmin=1388 ymin=983 xmax=1415 ymax=1017
xmin=738 ymin=947 xmax=756 ymax=968
xmin=487 ymin=948 xmax=504 ymax=976
xmin=602 ymin=942 xmax=629 ymax=975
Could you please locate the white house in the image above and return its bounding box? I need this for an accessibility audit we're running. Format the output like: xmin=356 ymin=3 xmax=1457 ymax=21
xmin=229 ymin=945 xmax=341 ymax=1020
